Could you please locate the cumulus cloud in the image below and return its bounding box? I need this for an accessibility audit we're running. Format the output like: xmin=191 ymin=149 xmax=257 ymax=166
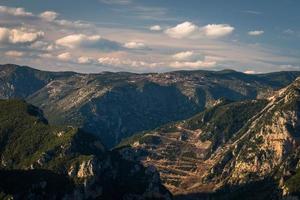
xmin=0 ymin=5 xmax=90 ymax=30
xmin=124 ymin=41 xmax=146 ymax=49
xmin=248 ymin=30 xmax=264 ymax=36
xmin=5 ymin=50 xmax=24 ymax=57
xmin=9 ymin=28 xmax=44 ymax=44
xmin=56 ymin=34 xmax=121 ymax=51
xmin=150 ymin=25 xmax=162 ymax=31
xmin=30 ymin=41 xmax=49 ymax=49
xmin=78 ymin=56 xmax=93 ymax=64
xmin=57 ymin=52 xmax=72 ymax=61
xmin=98 ymin=57 xmax=160 ymax=68
xmin=170 ymin=55 xmax=217 ymax=69
xmin=0 ymin=5 xmax=33 ymax=17
xmin=54 ymin=19 xmax=91 ymax=28
xmin=39 ymin=11 xmax=59 ymax=21
xmin=56 ymin=34 xmax=101 ymax=48
xmin=170 ymin=59 xmax=216 ymax=69
xmin=165 ymin=22 xmax=234 ymax=39
xmin=39 ymin=53 xmax=53 ymax=59
xmin=165 ymin=21 xmax=198 ymax=39
xmin=172 ymin=51 xmax=194 ymax=61
xmin=29 ymin=41 xmax=59 ymax=51
xmin=0 ymin=27 xmax=44 ymax=44
xmin=98 ymin=57 xmax=121 ymax=65
xmin=202 ymin=24 xmax=234 ymax=38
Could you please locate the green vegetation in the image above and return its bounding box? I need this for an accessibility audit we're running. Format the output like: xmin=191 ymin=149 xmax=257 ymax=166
xmin=0 ymin=99 xmax=103 ymax=170
xmin=285 ymin=169 xmax=300 ymax=195
xmin=0 ymin=99 xmax=171 ymax=199
xmin=186 ymin=99 xmax=267 ymax=149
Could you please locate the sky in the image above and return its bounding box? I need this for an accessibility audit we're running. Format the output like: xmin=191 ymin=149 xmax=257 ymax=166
xmin=0 ymin=0 xmax=299 ymax=73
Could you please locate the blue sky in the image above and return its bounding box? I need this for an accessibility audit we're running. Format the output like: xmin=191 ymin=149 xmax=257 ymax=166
xmin=0 ymin=0 xmax=299 ymax=73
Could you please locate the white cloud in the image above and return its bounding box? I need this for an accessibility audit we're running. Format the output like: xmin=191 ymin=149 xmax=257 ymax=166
xmin=244 ymin=70 xmax=256 ymax=74
xmin=56 ymin=34 xmax=101 ymax=48
xmin=39 ymin=53 xmax=53 ymax=59
xmin=170 ymin=60 xmax=216 ymax=69
xmin=283 ymin=29 xmax=295 ymax=35
xmin=172 ymin=51 xmax=194 ymax=61
xmin=0 ymin=27 xmax=10 ymax=42
xmin=57 ymin=52 xmax=72 ymax=61
xmin=30 ymin=41 xmax=60 ymax=52
xmin=248 ymin=30 xmax=264 ymax=36
xmin=201 ymin=24 xmax=234 ymax=38
xmin=98 ymin=57 xmax=121 ymax=65
xmin=5 ymin=50 xmax=24 ymax=57
xmin=243 ymin=10 xmax=262 ymax=15
xmin=54 ymin=20 xmax=91 ymax=28
xmin=9 ymin=28 xmax=44 ymax=44
xmin=29 ymin=41 xmax=50 ymax=50
xmin=98 ymin=57 xmax=160 ymax=68
xmin=39 ymin=11 xmax=59 ymax=21
xmin=0 ymin=5 xmax=33 ymax=17
xmin=150 ymin=25 xmax=162 ymax=31
xmin=100 ymin=0 xmax=133 ymax=5
xmin=124 ymin=41 xmax=146 ymax=49
xmin=78 ymin=56 xmax=93 ymax=64
xmin=165 ymin=21 xmax=198 ymax=39
xmin=165 ymin=22 xmax=234 ymax=39
xmin=0 ymin=27 xmax=44 ymax=44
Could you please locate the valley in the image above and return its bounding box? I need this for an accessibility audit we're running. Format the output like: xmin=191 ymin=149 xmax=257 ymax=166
xmin=1 ymin=64 xmax=300 ymax=199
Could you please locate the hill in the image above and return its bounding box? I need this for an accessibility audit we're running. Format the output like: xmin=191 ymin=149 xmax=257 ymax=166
xmin=0 ymin=99 xmax=171 ymax=199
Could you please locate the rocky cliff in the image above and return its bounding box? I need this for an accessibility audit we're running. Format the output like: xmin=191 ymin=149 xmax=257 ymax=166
xmin=118 ymin=78 xmax=300 ymax=199
xmin=0 ymin=99 xmax=171 ymax=200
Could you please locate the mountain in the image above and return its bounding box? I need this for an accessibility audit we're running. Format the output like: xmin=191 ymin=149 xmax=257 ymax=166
xmin=1 ymin=64 xmax=300 ymax=148
xmin=0 ymin=64 xmax=75 ymax=99
xmin=117 ymin=77 xmax=300 ymax=199
xmin=0 ymin=99 xmax=171 ymax=199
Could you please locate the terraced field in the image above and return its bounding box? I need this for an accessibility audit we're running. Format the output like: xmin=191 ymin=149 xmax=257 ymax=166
xmin=120 ymin=125 xmax=214 ymax=194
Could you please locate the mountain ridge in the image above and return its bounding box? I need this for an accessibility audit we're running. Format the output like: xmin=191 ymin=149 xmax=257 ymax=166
xmin=117 ymin=77 xmax=300 ymax=199
xmin=0 ymin=99 xmax=172 ymax=199
xmin=2 ymin=63 xmax=300 ymax=149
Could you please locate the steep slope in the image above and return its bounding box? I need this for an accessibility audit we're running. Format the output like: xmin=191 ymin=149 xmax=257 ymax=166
xmin=27 ymin=75 xmax=200 ymax=148
xmin=203 ymin=77 xmax=300 ymax=197
xmin=0 ymin=64 xmax=74 ymax=99
xmin=118 ymin=77 xmax=300 ymax=199
xmin=117 ymin=99 xmax=268 ymax=194
xmin=0 ymin=99 xmax=171 ymax=199
xmin=1 ymin=64 xmax=300 ymax=148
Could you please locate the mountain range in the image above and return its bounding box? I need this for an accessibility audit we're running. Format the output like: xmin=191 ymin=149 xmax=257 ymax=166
xmin=2 ymin=64 xmax=300 ymax=148
xmin=1 ymin=64 xmax=300 ymax=199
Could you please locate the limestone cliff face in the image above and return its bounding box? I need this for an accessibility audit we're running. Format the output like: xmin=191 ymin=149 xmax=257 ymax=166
xmin=63 ymin=154 xmax=172 ymax=200
xmin=201 ymin=78 xmax=300 ymax=197
xmin=119 ymin=78 xmax=300 ymax=198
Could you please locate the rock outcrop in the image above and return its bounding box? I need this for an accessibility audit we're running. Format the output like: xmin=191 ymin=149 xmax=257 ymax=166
xmin=118 ymin=78 xmax=300 ymax=199
xmin=0 ymin=99 xmax=172 ymax=200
